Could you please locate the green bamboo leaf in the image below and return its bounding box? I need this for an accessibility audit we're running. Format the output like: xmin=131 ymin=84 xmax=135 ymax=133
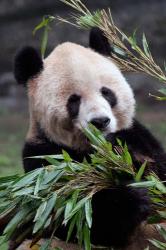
xmin=62 ymin=150 xmax=72 ymax=162
xmin=76 ymin=209 xmax=84 ymax=246
xmin=44 ymin=156 xmax=61 ymax=166
xmin=135 ymin=161 xmax=147 ymax=182
xmin=42 ymin=170 xmax=64 ymax=185
xmin=0 ymin=190 xmax=9 ymax=198
xmin=66 ymin=214 xmax=77 ymax=242
xmin=64 ymin=200 xmax=73 ymax=222
xmin=149 ymin=93 xmax=166 ymax=101
xmin=142 ymin=33 xmax=151 ymax=57
xmin=34 ymin=168 xmax=45 ymax=195
xmin=44 ymin=216 xmax=52 ymax=229
xmin=0 ymin=235 xmax=8 ymax=245
xmin=0 ymin=175 xmax=19 ymax=183
xmin=12 ymin=168 xmax=42 ymax=191
xmin=148 ymin=175 xmax=166 ymax=193
xmin=29 ymin=154 xmax=64 ymax=160
xmin=40 ymin=239 xmax=52 ymax=250
xmin=41 ymin=26 xmax=49 ymax=59
xmin=4 ymin=206 xmax=30 ymax=234
xmin=34 ymin=201 xmax=47 ymax=222
xmin=158 ymin=211 xmax=166 ymax=219
xmin=33 ymin=15 xmax=55 ymax=35
xmin=33 ymin=193 xmax=57 ymax=233
xmin=156 ymin=225 xmax=166 ymax=241
xmin=78 ymin=11 xmax=102 ymax=29
xmin=85 ymin=199 xmax=92 ymax=228
xmin=33 ymin=18 xmax=47 ymax=35
xmin=13 ymin=186 xmax=34 ymax=196
xmin=158 ymin=88 xmax=166 ymax=96
xmin=83 ymin=222 xmax=91 ymax=250
xmin=64 ymin=196 xmax=89 ymax=223
xmin=151 ymin=197 xmax=164 ymax=204
xmin=123 ymin=150 xmax=132 ymax=166
xmin=129 ymin=180 xmax=156 ymax=188
xmin=83 ymin=125 xmax=102 ymax=146
xmin=71 ymin=189 xmax=80 ymax=205
xmin=64 ymin=190 xmax=79 ymax=224
xmin=149 ymin=239 xmax=166 ymax=249
xmin=132 ymin=29 xmax=137 ymax=46
xmin=112 ymin=45 xmax=127 ymax=59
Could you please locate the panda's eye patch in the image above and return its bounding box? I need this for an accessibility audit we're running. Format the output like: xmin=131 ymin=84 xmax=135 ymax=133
xmin=101 ymin=87 xmax=117 ymax=107
xmin=67 ymin=94 xmax=81 ymax=119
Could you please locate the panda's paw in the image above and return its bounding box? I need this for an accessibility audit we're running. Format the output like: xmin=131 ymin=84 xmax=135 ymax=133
xmin=91 ymin=186 xmax=151 ymax=248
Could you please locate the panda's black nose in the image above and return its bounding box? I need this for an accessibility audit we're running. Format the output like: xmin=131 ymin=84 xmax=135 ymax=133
xmin=90 ymin=117 xmax=110 ymax=130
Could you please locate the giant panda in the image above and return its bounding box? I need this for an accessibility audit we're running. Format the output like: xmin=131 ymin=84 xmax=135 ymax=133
xmin=13 ymin=28 xmax=166 ymax=250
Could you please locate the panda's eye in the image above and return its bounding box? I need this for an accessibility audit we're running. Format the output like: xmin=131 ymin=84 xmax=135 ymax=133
xmin=67 ymin=94 xmax=81 ymax=119
xmin=101 ymin=87 xmax=117 ymax=107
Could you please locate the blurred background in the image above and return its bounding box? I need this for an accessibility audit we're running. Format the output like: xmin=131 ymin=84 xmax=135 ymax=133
xmin=0 ymin=0 xmax=166 ymax=176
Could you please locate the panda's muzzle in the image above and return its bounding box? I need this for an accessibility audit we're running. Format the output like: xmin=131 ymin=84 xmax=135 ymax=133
xmin=90 ymin=117 xmax=110 ymax=130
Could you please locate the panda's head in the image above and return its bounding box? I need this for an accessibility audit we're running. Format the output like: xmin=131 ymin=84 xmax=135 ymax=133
xmin=14 ymin=28 xmax=135 ymax=150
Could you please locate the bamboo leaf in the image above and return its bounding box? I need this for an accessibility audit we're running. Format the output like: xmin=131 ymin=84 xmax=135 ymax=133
xmin=135 ymin=161 xmax=147 ymax=182
xmin=34 ymin=201 xmax=47 ymax=222
xmin=4 ymin=206 xmax=31 ymax=234
xmin=156 ymin=225 xmax=166 ymax=241
xmin=33 ymin=18 xmax=47 ymax=35
xmin=12 ymin=168 xmax=42 ymax=191
xmin=64 ymin=200 xmax=73 ymax=222
xmin=129 ymin=180 xmax=156 ymax=188
xmin=83 ymin=222 xmax=91 ymax=250
xmin=158 ymin=88 xmax=166 ymax=96
xmin=85 ymin=199 xmax=92 ymax=228
xmin=149 ymin=239 xmax=166 ymax=249
xmin=41 ymin=26 xmax=48 ymax=59
xmin=33 ymin=193 xmax=57 ymax=233
xmin=62 ymin=150 xmax=72 ymax=162
xmin=14 ymin=186 xmax=34 ymax=196
xmin=66 ymin=214 xmax=77 ymax=242
xmin=40 ymin=239 xmax=52 ymax=250
xmin=64 ymin=196 xmax=89 ymax=223
xmin=112 ymin=46 xmax=127 ymax=59
xmin=34 ymin=168 xmax=45 ymax=195
xmin=42 ymin=169 xmax=64 ymax=185
xmin=29 ymin=154 xmax=64 ymax=160
xmin=33 ymin=15 xmax=55 ymax=35
xmin=76 ymin=209 xmax=84 ymax=246
xmin=142 ymin=33 xmax=151 ymax=57
xmin=158 ymin=211 xmax=166 ymax=219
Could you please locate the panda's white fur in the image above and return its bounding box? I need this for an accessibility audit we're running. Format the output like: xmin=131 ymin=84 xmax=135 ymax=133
xmin=27 ymin=42 xmax=135 ymax=149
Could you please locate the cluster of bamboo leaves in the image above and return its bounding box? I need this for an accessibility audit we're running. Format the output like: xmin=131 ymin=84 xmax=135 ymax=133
xmin=33 ymin=0 xmax=166 ymax=100
xmin=0 ymin=125 xmax=165 ymax=250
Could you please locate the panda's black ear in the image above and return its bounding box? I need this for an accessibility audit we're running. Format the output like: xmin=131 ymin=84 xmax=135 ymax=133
xmin=89 ymin=27 xmax=111 ymax=56
xmin=14 ymin=46 xmax=43 ymax=86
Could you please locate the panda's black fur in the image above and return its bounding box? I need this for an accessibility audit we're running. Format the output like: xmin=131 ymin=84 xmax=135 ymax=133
xmin=14 ymin=28 xmax=166 ymax=249
xmin=14 ymin=46 xmax=43 ymax=85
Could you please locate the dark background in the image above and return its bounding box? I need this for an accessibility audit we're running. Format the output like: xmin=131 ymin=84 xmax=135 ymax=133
xmin=0 ymin=0 xmax=166 ymax=176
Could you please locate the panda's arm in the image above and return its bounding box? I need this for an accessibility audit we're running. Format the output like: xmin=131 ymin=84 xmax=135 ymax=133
xmin=115 ymin=119 xmax=166 ymax=181
xmin=22 ymin=141 xmax=59 ymax=172
xmin=91 ymin=186 xmax=150 ymax=248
